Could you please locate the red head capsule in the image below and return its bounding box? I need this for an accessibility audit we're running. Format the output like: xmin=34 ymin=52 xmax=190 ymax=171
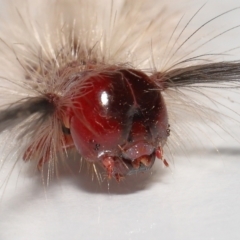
xmin=67 ymin=69 xmax=169 ymax=180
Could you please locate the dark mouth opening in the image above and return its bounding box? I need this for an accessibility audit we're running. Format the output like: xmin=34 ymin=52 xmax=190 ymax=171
xmin=122 ymin=151 xmax=156 ymax=175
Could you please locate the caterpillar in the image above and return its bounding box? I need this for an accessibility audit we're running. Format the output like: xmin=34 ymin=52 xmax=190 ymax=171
xmin=1 ymin=1 xmax=240 ymax=239
xmin=0 ymin=0 xmax=239 ymax=187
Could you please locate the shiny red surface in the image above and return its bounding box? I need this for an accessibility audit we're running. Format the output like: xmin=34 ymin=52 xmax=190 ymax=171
xmin=69 ymin=69 xmax=169 ymax=178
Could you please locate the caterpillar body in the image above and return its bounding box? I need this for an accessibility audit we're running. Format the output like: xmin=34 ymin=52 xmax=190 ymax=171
xmin=0 ymin=0 xmax=239 ymax=186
